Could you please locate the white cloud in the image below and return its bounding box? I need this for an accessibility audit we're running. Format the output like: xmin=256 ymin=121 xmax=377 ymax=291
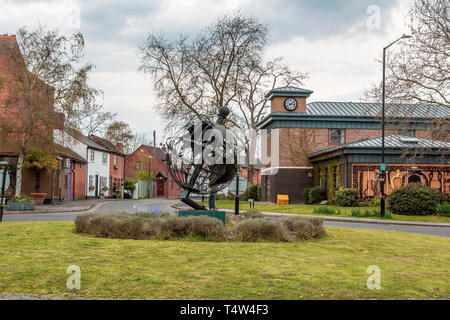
xmin=265 ymin=0 xmax=413 ymax=102
xmin=0 ymin=0 xmax=415 ymax=138
xmin=0 ymin=0 xmax=81 ymax=33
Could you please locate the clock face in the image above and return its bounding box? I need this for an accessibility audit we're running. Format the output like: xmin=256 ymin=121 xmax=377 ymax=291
xmin=284 ymin=97 xmax=298 ymax=111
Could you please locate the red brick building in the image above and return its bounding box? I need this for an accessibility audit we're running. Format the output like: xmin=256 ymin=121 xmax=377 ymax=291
xmin=125 ymin=144 xmax=179 ymax=199
xmin=0 ymin=34 xmax=73 ymax=202
xmin=258 ymin=86 xmax=450 ymax=203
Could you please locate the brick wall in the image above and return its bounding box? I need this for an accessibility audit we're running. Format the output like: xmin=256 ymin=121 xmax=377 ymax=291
xmin=125 ymin=145 xmax=179 ymax=199
xmin=109 ymin=153 xmax=125 ymax=194
xmin=275 ymin=127 xmax=441 ymax=168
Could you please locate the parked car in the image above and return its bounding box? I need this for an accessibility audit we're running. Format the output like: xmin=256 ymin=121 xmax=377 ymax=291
xmin=123 ymin=189 xmax=132 ymax=199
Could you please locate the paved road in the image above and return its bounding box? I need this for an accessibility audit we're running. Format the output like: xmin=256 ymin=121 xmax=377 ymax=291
xmin=2 ymin=199 xmax=179 ymax=222
xmin=2 ymin=199 xmax=449 ymax=237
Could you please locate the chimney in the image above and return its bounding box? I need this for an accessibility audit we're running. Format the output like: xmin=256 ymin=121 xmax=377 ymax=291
xmin=116 ymin=141 xmax=123 ymax=153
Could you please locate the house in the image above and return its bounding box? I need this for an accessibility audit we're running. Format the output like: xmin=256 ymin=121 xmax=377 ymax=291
xmin=55 ymin=131 xmax=115 ymax=198
xmin=0 ymin=34 xmax=78 ymax=202
xmin=125 ymin=144 xmax=179 ymax=199
xmin=89 ymin=135 xmax=125 ymax=197
xmin=257 ymin=86 xmax=450 ymax=203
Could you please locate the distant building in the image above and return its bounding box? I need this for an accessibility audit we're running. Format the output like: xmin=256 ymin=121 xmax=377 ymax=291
xmin=89 ymin=135 xmax=125 ymax=197
xmin=257 ymin=86 xmax=450 ymax=203
xmin=125 ymin=144 xmax=179 ymax=199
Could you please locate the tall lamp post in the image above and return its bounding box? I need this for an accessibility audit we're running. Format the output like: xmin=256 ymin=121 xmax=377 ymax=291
xmin=380 ymin=34 xmax=412 ymax=218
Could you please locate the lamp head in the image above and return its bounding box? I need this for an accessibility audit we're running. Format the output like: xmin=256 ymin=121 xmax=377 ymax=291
xmin=402 ymin=34 xmax=412 ymax=39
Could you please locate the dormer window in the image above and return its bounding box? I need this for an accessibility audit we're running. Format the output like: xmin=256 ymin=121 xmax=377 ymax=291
xmin=399 ymin=137 xmax=420 ymax=145
xmin=329 ymin=129 xmax=345 ymax=144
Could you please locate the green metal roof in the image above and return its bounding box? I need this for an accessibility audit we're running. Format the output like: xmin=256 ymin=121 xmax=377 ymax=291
xmin=308 ymin=134 xmax=450 ymax=159
xmin=265 ymin=86 xmax=313 ymax=99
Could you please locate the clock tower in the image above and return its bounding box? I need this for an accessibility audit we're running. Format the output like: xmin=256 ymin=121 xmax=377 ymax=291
xmin=266 ymin=86 xmax=313 ymax=113
xmin=259 ymin=86 xmax=314 ymax=204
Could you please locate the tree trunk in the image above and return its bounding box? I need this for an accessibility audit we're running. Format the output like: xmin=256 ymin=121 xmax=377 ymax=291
xmin=15 ymin=150 xmax=25 ymax=196
xmin=247 ymin=164 xmax=255 ymax=186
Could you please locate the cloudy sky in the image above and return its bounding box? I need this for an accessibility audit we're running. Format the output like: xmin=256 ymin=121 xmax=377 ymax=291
xmin=0 ymin=0 xmax=414 ymax=143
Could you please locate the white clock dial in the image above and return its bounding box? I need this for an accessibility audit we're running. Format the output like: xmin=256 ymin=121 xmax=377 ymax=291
xmin=284 ymin=97 xmax=298 ymax=111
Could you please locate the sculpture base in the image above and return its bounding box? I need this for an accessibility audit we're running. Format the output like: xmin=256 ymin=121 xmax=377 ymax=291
xmin=178 ymin=210 xmax=226 ymax=225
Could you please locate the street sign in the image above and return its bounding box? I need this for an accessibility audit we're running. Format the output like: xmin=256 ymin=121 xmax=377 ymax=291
xmin=229 ymin=176 xmax=247 ymax=196
xmin=380 ymin=163 xmax=386 ymax=171
xmin=0 ymin=170 xmax=10 ymax=191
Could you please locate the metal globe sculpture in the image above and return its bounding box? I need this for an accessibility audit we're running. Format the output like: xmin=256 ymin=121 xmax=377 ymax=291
xmin=166 ymin=106 xmax=238 ymax=210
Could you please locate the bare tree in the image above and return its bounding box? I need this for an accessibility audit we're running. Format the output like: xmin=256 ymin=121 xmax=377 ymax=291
xmin=77 ymin=103 xmax=117 ymax=136
xmin=364 ymin=0 xmax=449 ymax=140
xmin=233 ymin=58 xmax=307 ymax=184
xmin=139 ymin=12 xmax=267 ymax=125
xmin=139 ymin=12 xmax=307 ymax=184
xmin=0 ymin=26 xmax=100 ymax=195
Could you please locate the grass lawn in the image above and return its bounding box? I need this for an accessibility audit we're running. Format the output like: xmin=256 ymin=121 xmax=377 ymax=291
xmin=209 ymin=200 xmax=450 ymax=223
xmin=0 ymin=221 xmax=449 ymax=299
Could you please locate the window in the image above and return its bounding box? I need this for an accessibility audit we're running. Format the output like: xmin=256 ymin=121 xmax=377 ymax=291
xmin=399 ymin=129 xmax=415 ymax=136
xmin=89 ymin=175 xmax=93 ymax=187
xmin=136 ymin=161 xmax=143 ymax=170
xmin=114 ymin=155 xmax=118 ymax=166
xmin=329 ymin=129 xmax=345 ymax=144
xmin=90 ymin=150 xmax=95 ymax=162
xmin=102 ymin=153 xmax=108 ymax=165
xmin=170 ymin=180 xmax=174 ymax=189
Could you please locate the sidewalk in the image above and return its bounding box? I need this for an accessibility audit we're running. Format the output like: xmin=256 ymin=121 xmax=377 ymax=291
xmin=171 ymin=204 xmax=450 ymax=228
xmin=3 ymin=199 xmax=106 ymax=215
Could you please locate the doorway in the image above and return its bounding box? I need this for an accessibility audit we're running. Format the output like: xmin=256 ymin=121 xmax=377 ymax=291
xmin=408 ymin=174 xmax=421 ymax=184
xmin=156 ymin=179 xmax=165 ymax=197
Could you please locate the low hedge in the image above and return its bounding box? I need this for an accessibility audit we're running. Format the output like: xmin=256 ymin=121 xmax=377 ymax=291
xmin=388 ymin=183 xmax=440 ymax=216
xmin=75 ymin=212 xmax=327 ymax=243
xmin=335 ymin=189 xmax=358 ymax=207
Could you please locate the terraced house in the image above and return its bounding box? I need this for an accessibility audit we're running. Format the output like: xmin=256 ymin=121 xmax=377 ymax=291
xmin=258 ymin=86 xmax=450 ymax=203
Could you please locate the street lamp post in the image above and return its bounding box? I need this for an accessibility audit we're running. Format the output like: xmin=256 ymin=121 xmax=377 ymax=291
xmin=380 ymin=34 xmax=412 ymax=218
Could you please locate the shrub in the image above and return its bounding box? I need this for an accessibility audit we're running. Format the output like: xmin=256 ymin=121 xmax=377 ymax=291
xmin=303 ymin=188 xmax=312 ymax=204
xmin=235 ymin=218 xmax=291 ymax=242
xmin=436 ymin=203 xmax=450 ymax=216
xmin=10 ymin=195 xmax=33 ymax=202
xmin=123 ymin=179 xmax=136 ymax=193
xmin=388 ymin=183 xmax=440 ymax=215
xmin=313 ymin=206 xmax=341 ymax=215
xmin=161 ymin=215 xmax=225 ymax=240
xmin=247 ymin=184 xmax=261 ymax=201
xmin=76 ymin=213 xmax=327 ymax=243
xmin=368 ymin=197 xmax=381 ymax=206
xmin=434 ymin=190 xmax=449 ymax=204
xmin=310 ymin=186 xmax=325 ymax=204
xmin=335 ymin=189 xmax=358 ymax=207
xmin=75 ymin=212 xmax=225 ymax=241
xmin=283 ymin=217 xmax=326 ymax=240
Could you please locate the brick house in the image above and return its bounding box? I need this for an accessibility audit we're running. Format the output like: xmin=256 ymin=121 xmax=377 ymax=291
xmin=0 ymin=34 xmax=75 ymax=202
xmin=125 ymin=144 xmax=179 ymax=199
xmin=89 ymin=135 xmax=125 ymax=197
xmin=257 ymin=86 xmax=450 ymax=203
